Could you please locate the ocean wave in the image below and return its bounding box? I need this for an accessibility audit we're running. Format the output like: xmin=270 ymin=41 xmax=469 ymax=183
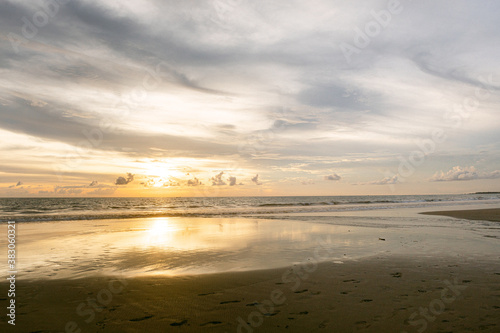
xmin=258 ymin=203 xmax=318 ymax=207
xmin=258 ymin=199 xmax=411 ymax=207
xmin=2 ymin=194 xmax=499 ymax=223
xmin=2 ymin=198 xmax=500 ymax=223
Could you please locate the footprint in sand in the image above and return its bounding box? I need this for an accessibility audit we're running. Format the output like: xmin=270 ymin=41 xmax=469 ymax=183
xmin=356 ymin=320 xmax=371 ymax=329
xmin=198 ymin=292 xmax=219 ymax=296
xmin=200 ymin=321 xmax=222 ymax=326
xmin=263 ymin=311 xmax=280 ymax=317
xmin=129 ymin=315 xmax=154 ymax=322
xmin=290 ymin=311 xmax=309 ymax=315
xmin=479 ymin=323 xmax=497 ymax=330
xmin=391 ymin=272 xmax=402 ymax=278
xmin=220 ymin=300 xmax=241 ymax=304
xmin=170 ymin=319 xmax=188 ymax=326
xmin=246 ymin=302 xmax=261 ymax=307
xmin=360 ymin=299 xmax=373 ymax=303
xmin=294 ymin=289 xmax=308 ymax=294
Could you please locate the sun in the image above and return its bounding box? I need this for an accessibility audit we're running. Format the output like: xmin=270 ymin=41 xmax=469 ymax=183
xmin=149 ymin=178 xmax=165 ymax=187
xmin=144 ymin=163 xmax=174 ymax=179
xmin=140 ymin=161 xmax=184 ymax=188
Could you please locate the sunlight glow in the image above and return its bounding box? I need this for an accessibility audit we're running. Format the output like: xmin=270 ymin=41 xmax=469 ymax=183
xmin=144 ymin=218 xmax=178 ymax=247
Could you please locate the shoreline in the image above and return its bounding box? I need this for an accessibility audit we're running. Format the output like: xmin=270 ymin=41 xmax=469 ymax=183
xmin=420 ymin=208 xmax=500 ymax=222
xmin=4 ymin=206 xmax=500 ymax=281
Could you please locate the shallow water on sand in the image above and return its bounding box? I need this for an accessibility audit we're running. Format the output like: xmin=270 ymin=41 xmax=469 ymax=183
xmin=4 ymin=202 xmax=500 ymax=280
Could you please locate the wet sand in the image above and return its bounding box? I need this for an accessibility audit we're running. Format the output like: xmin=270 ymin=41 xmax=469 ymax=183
xmin=421 ymin=208 xmax=500 ymax=222
xmin=1 ymin=256 xmax=499 ymax=332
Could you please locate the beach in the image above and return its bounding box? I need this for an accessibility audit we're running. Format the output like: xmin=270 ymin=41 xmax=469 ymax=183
xmin=1 ymin=202 xmax=500 ymax=332
xmin=3 ymin=256 xmax=500 ymax=332
xmin=421 ymin=208 xmax=500 ymax=222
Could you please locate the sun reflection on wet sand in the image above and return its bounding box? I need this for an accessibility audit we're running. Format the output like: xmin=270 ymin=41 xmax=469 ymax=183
xmin=9 ymin=211 xmax=499 ymax=280
xmin=143 ymin=218 xmax=178 ymax=247
xmin=14 ymin=217 xmax=362 ymax=279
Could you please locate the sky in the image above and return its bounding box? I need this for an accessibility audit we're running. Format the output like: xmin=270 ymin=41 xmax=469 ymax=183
xmin=1 ymin=0 xmax=500 ymax=197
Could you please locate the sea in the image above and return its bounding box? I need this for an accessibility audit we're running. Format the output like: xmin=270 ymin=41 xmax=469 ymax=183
xmin=1 ymin=193 xmax=499 ymax=223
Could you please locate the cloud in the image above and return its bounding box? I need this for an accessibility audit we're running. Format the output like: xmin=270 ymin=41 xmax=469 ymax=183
xmin=0 ymin=96 xmax=235 ymax=158
xmin=164 ymin=179 xmax=180 ymax=187
xmin=142 ymin=177 xmax=178 ymax=188
xmin=210 ymin=172 xmax=226 ymax=186
xmin=298 ymin=84 xmax=372 ymax=110
xmin=8 ymin=181 xmax=24 ymax=188
xmin=430 ymin=166 xmax=500 ymax=182
xmin=324 ymin=174 xmax=341 ymax=181
xmin=55 ymin=187 xmax=83 ymax=195
xmin=115 ymin=173 xmax=134 ymax=185
xmin=363 ymin=175 xmax=399 ymax=185
xmin=251 ymin=174 xmax=262 ymax=185
xmin=479 ymin=170 xmax=500 ymax=179
xmin=48 ymin=183 xmax=118 ymax=195
xmin=87 ymin=188 xmax=117 ymax=196
xmin=187 ymin=177 xmax=202 ymax=186
xmin=228 ymin=176 xmax=237 ymax=186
